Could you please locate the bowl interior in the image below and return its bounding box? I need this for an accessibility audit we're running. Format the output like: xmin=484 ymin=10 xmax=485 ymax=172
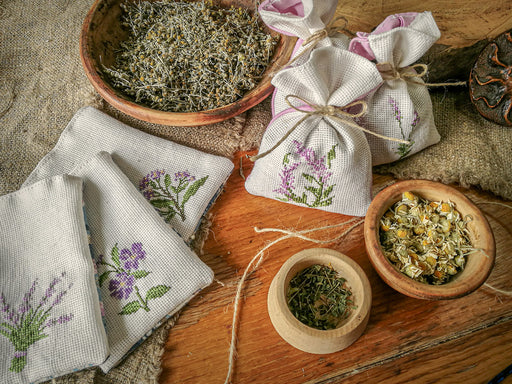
xmin=80 ymin=0 xmax=296 ymax=126
xmin=279 ymin=249 xmax=370 ymax=333
xmin=364 ymin=180 xmax=496 ymax=300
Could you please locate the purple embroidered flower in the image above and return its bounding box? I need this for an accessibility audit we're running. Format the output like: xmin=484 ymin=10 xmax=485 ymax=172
xmin=120 ymin=242 xmax=146 ymax=271
xmin=109 ymin=273 xmax=135 ymax=300
xmin=389 ymin=96 xmax=402 ymax=123
xmin=38 ymin=275 xmax=62 ymax=306
xmin=46 ymin=313 xmax=74 ymax=327
xmin=273 ymin=161 xmax=299 ymax=197
xmin=14 ymin=351 xmax=27 ymax=358
xmin=294 ymin=140 xmax=332 ymax=184
xmin=175 ymin=171 xmax=196 ymax=182
xmin=139 ymin=169 xmax=165 ymax=190
xmin=411 ymin=111 xmax=420 ymax=128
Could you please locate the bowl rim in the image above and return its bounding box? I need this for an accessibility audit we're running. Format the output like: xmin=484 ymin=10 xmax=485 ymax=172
xmin=267 ymin=248 xmax=372 ymax=354
xmin=79 ymin=0 xmax=296 ymax=127
xmin=364 ymin=179 xmax=496 ymax=300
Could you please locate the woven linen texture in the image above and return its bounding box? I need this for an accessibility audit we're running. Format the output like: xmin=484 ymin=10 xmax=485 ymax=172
xmin=245 ymin=47 xmax=383 ymax=216
xmin=0 ymin=175 xmax=109 ymax=383
xmin=22 ymin=107 xmax=234 ymax=242
xmin=67 ymin=152 xmax=213 ymax=372
xmin=349 ymin=12 xmax=442 ymax=165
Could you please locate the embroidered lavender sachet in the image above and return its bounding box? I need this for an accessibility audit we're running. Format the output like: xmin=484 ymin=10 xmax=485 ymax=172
xmin=348 ymin=12 xmax=442 ymax=165
xmin=245 ymin=47 xmax=383 ymax=216
xmin=0 ymin=175 xmax=109 ymax=383
xmin=67 ymin=151 xmax=213 ymax=372
xmin=259 ymin=0 xmax=349 ymax=73
xmin=23 ymin=106 xmax=234 ymax=242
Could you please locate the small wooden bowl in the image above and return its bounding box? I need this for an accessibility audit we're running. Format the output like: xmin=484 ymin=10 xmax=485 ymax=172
xmin=79 ymin=0 xmax=296 ymax=126
xmin=364 ymin=180 xmax=496 ymax=300
xmin=267 ymin=248 xmax=372 ymax=354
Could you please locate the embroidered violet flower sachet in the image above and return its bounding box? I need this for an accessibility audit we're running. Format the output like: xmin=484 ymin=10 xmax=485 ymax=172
xmin=0 ymin=175 xmax=109 ymax=383
xmin=245 ymin=47 xmax=383 ymax=216
xmin=66 ymin=151 xmax=214 ymax=372
xmin=348 ymin=12 xmax=442 ymax=165
xmin=22 ymin=106 xmax=234 ymax=242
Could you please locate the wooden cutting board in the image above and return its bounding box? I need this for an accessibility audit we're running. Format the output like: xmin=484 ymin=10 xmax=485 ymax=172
xmin=158 ymin=152 xmax=512 ymax=384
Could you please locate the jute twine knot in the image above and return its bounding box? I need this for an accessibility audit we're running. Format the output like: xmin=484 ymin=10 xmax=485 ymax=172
xmin=249 ymin=95 xmax=408 ymax=162
xmin=376 ymin=62 xmax=467 ymax=87
xmin=270 ymin=16 xmax=353 ymax=76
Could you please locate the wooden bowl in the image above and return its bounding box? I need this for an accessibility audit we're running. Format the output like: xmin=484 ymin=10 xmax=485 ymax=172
xmin=267 ymin=248 xmax=372 ymax=354
xmin=364 ymin=180 xmax=496 ymax=300
xmin=79 ymin=0 xmax=296 ymax=126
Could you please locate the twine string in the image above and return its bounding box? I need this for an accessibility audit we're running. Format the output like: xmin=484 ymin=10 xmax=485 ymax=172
xmin=376 ymin=62 xmax=467 ymax=87
xmin=223 ymin=218 xmax=364 ymax=384
xmin=249 ymin=95 xmax=409 ymax=162
xmin=271 ymin=16 xmax=353 ymax=76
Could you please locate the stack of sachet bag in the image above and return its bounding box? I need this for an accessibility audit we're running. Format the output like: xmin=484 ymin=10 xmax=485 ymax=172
xmin=0 ymin=107 xmax=234 ymax=383
xmin=245 ymin=0 xmax=442 ymax=216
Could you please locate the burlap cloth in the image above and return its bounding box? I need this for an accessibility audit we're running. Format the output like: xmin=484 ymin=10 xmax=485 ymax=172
xmin=1 ymin=0 xmax=511 ymax=383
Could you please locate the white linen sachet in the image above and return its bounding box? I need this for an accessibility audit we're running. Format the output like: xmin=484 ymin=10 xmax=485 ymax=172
xmin=245 ymin=47 xmax=383 ymax=216
xmin=349 ymin=12 xmax=442 ymax=165
xmin=259 ymin=0 xmax=349 ymax=73
xmin=68 ymin=152 xmax=214 ymax=372
xmin=0 ymin=175 xmax=108 ymax=384
xmin=23 ymin=107 xmax=234 ymax=242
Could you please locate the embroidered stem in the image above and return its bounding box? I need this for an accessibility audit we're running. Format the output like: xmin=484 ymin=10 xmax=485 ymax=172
xmin=224 ymin=218 xmax=364 ymax=384
xmin=249 ymin=95 xmax=409 ymax=162
xmin=376 ymin=62 xmax=467 ymax=87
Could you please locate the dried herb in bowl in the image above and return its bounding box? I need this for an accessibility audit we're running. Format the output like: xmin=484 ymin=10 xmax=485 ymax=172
xmin=287 ymin=264 xmax=355 ymax=330
xmin=102 ymin=0 xmax=279 ymax=113
xmin=379 ymin=191 xmax=477 ymax=285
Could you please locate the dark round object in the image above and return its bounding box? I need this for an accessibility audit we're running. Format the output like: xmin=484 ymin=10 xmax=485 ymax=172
xmin=469 ymin=31 xmax=512 ymax=127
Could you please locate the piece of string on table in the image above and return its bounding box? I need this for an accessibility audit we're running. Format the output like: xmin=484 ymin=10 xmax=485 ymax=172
xmin=223 ymin=217 xmax=364 ymax=384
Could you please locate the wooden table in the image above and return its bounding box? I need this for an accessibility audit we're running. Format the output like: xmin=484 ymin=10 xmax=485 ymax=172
xmin=159 ymin=152 xmax=512 ymax=384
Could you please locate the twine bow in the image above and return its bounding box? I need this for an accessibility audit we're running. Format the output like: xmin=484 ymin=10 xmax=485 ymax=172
xmin=249 ymin=95 xmax=409 ymax=162
xmin=376 ymin=62 xmax=467 ymax=87
xmin=271 ymin=16 xmax=353 ymax=76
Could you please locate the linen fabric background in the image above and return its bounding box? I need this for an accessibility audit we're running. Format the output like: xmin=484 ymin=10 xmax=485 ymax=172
xmin=0 ymin=175 xmax=109 ymax=383
xmin=61 ymin=152 xmax=213 ymax=373
xmin=22 ymin=107 xmax=234 ymax=243
xmin=1 ymin=0 xmax=512 ymax=382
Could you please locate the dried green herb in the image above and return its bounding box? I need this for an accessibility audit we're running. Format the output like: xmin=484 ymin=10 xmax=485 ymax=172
xmin=287 ymin=264 xmax=355 ymax=330
xmin=379 ymin=191 xmax=475 ymax=285
xmin=102 ymin=0 xmax=279 ymax=112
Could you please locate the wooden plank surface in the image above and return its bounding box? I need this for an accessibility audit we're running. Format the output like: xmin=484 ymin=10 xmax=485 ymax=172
xmin=159 ymin=152 xmax=512 ymax=384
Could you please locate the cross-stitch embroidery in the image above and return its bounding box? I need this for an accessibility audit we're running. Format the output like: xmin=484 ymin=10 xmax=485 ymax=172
xmin=274 ymin=140 xmax=337 ymax=208
xmin=0 ymin=273 xmax=74 ymax=373
xmin=97 ymin=243 xmax=171 ymax=315
xmin=139 ymin=170 xmax=209 ymax=222
xmin=389 ymin=96 xmax=419 ymax=158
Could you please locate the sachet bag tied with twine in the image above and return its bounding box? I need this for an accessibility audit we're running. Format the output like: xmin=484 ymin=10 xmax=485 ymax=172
xmin=245 ymin=47 xmax=386 ymax=217
xmin=23 ymin=106 xmax=234 ymax=242
xmin=51 ymin=151 xmax=213 ymax=373
xmin=348 ymin=11 xmax=442 ymax=165
xmin=259 ymin=0 xmax=350 ymax=73
xmin=0 ymin=175 xmax=109 ymax=383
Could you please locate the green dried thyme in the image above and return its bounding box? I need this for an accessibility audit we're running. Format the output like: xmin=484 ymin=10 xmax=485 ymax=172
xmin=102 ymin=0 xmax=279 ymax=112
xmin=379 ymin=191 xmax=475 ymax=285
xmin=287 ymin=264 xmax=355 ymax=330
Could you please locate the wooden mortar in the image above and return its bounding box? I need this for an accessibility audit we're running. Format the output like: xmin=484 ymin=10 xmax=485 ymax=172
xmin=267 ymin=248 xmax=372 ymax=354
